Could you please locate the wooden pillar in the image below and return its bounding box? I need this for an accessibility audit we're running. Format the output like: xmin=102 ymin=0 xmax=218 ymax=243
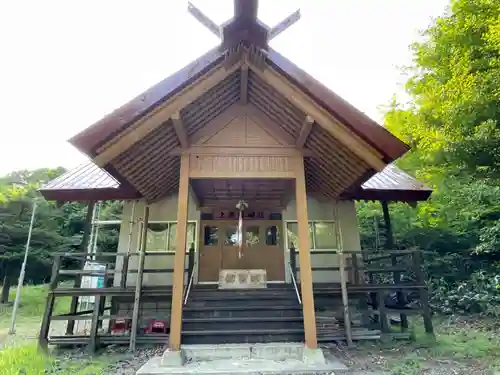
xmin=169 ymin=154 xmax=190 ymax=351
xmin=294 ymin=156 xmax=318 ymax=349
xmin=38 ymin=255 xmax=61 ymax=351
xmin=66 ymin=200 xmax=95 ymax=335
xmin=381 ymin=201 xmax=394 ymax=249
xmin=413 ymin=250 xmax=434 ymax=336
xmin=129 ymin=206 xmax=149 ymax=352
xmin=381 ymin=200 xmax=408 ymax=330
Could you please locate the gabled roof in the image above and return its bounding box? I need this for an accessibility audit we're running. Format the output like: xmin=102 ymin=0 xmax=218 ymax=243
xmin=39 ymin=161 xmax=431 ymax=203
xmin=69 ymin=46 xmax=408 ymax=163
xmin=44 ymin=1 xmax=428 ymax=203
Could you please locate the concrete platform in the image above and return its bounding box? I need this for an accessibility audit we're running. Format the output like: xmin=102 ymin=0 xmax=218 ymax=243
xmin=136 ymin=343 xmax=347 ymax=375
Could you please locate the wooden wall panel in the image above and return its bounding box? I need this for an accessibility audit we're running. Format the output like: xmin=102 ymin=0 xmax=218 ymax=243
xmin=189 ymin=155 xmax=294 ymax=178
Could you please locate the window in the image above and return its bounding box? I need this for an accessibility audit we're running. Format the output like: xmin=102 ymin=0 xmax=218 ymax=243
xmin=145 ymin=221 xmax=196 ymax=252
xmin=265 ymin=225 xmax=280 ymax=246
xmin=203 ymin=225 xmax=218 ymax=245
xmin=286 ymin=222 xmax=313 ymax=250
xmin=224 ymin=225 xmax=239 ymax=246
xmin=285 ymin=221 xmax=337 ymax=251
xmin=245 ymin=226 xmax=260 ymax=247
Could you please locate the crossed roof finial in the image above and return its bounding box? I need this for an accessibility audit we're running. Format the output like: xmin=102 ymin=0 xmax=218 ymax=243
xmin=188 ymin=0 xmax=301 ymax=50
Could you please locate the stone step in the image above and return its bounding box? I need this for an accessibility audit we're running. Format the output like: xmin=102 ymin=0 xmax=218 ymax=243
xmin=182 ymin=316 xmax=304 ymax=331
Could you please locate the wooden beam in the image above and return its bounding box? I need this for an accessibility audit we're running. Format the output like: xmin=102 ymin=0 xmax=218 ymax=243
xmin=187 ymin=2 xmax=221 ymax=39
xmin=296 ymin=115 xmax=314 ymax=148
xmin=169 ymin=145 xmax=311 ymax=157
xmin=247 ymin=63 xmax=386 ymax=171
xmin=172 ymin=112 xmax=189 ymax=149
xmin=294 ymin=155 xmax=318 ymax=349
xmin=268 ymin=9 xmax=301 ymax=40
xmin=169 ymin=154 xmax=190 ymax=351
xmin=240 ymin=65 xmax=249 ymax=104
xmin=93 ymin=61 xmax=242 ymax=167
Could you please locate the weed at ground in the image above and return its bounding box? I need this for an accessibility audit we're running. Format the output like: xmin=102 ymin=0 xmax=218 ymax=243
xmin=0 ymin=344 xmax=53 ymax=375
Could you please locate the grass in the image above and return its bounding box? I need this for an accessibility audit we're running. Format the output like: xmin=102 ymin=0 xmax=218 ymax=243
xmin=350 ymin=316 xmax=500 ymax=375
xmin=0 ymin=284 xmax=114 ymax=375
xmin=0 ymin=343 xmax=115 ymax=375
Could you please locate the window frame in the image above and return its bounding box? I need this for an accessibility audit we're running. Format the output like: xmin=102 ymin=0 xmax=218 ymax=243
xmin=284 ymin=220 xmax=338 ymax=251
xmin=141 ymin=220 xmax=197 ymax=253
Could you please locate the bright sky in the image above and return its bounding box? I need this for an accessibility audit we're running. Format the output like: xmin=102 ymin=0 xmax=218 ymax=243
xmin=0 ymin=0 xmax=449 ymax=175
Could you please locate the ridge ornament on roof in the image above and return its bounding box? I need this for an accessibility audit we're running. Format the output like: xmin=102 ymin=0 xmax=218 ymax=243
xmin=187 ymin=0 xmax=301 ymax=51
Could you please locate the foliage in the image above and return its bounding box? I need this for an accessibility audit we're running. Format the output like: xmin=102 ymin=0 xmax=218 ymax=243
xmin=357 ymin=0 xmax=500 ymax=317
xmin=0 ymin=168 xmax=122 ymax=287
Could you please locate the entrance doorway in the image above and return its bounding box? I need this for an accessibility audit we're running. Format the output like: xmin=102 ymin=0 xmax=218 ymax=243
xmin=198 ymin=218 xmax=285 ymax=283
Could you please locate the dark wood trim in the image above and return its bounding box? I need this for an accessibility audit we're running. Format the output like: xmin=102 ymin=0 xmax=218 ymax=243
xmin=266 ymin=48 xmax=410 ymax=163
xmin=69 ymin=47 xmax=225 ymax=155
xmin=39 ymin=187 xmax=142 ymax=202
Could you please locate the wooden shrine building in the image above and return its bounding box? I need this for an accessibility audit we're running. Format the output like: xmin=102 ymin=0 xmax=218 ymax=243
xmin=38 ymin=0 xmax=433 ymax=353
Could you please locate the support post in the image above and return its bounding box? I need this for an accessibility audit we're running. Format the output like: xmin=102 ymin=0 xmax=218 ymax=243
xmin=294 ymin=155 xmax=318 ymax=349
xmin=38 ymin=255 xmax=61 ymax=351
xmin=67 ymin=200 xmax=95 ymax=335
xmin=412 ymin=250 xmax=434 ymax=336
xmin=187 ymin=243 xmax=195 ymax=283
xmin=335 ymin=208 xmax=353 ymax=346
xmin=121 ymin=200 xmax=136 ymax=289
xmin=129 ymin=206 xmax=149 ymax=352
xmin=381 ymin=201 xmax=408 ymax=330
xmin=169 ymin=154 xmax=190 ymax=351
xmin=289 ymin=244 xmax=297 ymax=282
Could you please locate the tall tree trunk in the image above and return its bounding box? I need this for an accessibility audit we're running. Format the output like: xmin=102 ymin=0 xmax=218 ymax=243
xmin=1 ymin=275 xmax=11 ymax=304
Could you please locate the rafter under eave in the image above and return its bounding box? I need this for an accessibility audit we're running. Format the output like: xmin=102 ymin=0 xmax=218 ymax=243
xmin=172 ymin=112 xmax=189 ymax=149
xmin=296 ymin=115 xmax=314 ymax=148
xmin=92 ymin=60 xmax=243 ymax=167
xmin=246 ymin=60 xmax=387 ymax=172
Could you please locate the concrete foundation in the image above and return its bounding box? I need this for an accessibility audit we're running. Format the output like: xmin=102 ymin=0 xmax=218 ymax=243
xmin=136 ymin=343 xmax=347 ymax=375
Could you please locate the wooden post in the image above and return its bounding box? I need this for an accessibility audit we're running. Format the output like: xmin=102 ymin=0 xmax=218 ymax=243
xmin=289 ymin=244 xmax=297 ymax=282
xmin=39 ymin=255 xmax=61 ymax=351
xmin=336 ymin=212 xmax=353 ymax=346
xmin=412 ymin=250 xmax=434 ymax=336
xmin=351 ymin=253 xmax=360 ymax=285
xmin=187 ymin=243 xmax=195 ymax=283
xmin=121 ymin=200 xmax=136 ymax=289
xmin=88 ymin=294 xmax=102 ymax=353
xmin=129 ymin=206 xmax=149 ymax=352
xmin=169 ymin=154 xmax=190 ymax=351
xmin=381 ymin=201 xmax=408 ymax=330
xmin=67 ymin=200 xmax=95 ymax=335
xmin=377 ymin=290 xmax=390 ymax=334
xmin=294 ymin=155 xmax=318 ymax=349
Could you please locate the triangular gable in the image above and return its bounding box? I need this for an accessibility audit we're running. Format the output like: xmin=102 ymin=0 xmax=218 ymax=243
xmin=198 ymin=113 xmax=285 ymax=147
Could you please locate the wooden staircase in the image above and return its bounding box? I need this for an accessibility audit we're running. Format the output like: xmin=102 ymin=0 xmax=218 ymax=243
xmin=181 ymin=285 xmax=304 ymax=344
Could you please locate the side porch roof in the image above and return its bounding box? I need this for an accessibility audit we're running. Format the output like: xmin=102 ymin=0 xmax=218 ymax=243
xmin=39 ymin=161 xmax=432 ymax=203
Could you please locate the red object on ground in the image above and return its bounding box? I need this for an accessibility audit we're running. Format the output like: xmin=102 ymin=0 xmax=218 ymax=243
xmin=144 ymin=319 xmax=169 ymax=334
xmin=110 ymin=318 xmax=131 ymax=334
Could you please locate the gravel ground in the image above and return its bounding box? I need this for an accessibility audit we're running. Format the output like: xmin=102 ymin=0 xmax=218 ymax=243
xmin=322 ymin=343 xmax=497 ymax=375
